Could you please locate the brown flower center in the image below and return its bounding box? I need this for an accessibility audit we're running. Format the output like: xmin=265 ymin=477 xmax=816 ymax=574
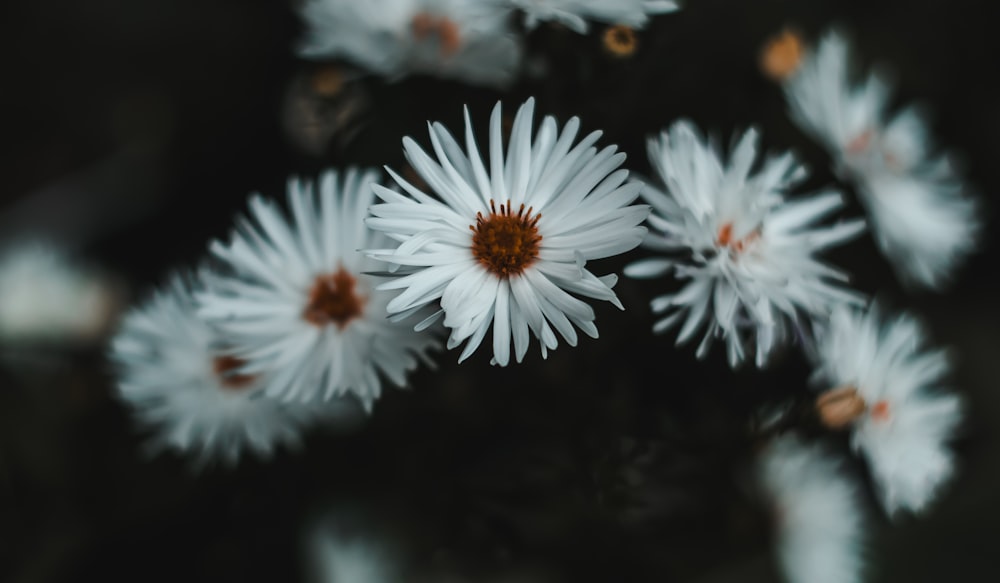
xmin=303 ymin=268 xmax=365 ymax=328
xmin=816 ymin=385 xmax=867 ymax=430
xmin=212 ymin=355 xmax=256 ymax=391
xmin=411 ymin=13 xmax=462 ymax=57
xmin=603 ymin=25 xmax=638 ymax=57
xmin=470 ymin=200 xmax=542 ymax=277
xmin=759 ymin=28 xmax=805 ymax=81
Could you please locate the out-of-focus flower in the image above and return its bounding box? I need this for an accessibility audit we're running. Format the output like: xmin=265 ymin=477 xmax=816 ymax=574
xmin=112 ymin=273 xmax=358 ymax=467
xmin=0 ymin=241 xmax=123 ymax=346
xmin=304 ymin=508 xmax=402 ymax=583
xmin=196 ymin=168 xmax=441 ymax=410
xmin=282 ymin=64 xmax=370 ymax=157
xmin=297 ymin=0 xmax=523 ymax=88
xmin=602 ymin=25 xmax=639 ymax=58
xmin=509 ymin=0 xmax=678 ymax=34
xmin=812 ymin=304 xmax=963 ymax=516
xmin=758 ymin=435 xmax=866 ymax=583
xmin=783 ymin=30 xmax=980 ymax=289
xmin=624 ymin=121 xmax=864 ymax=367
xmin=366 ymin=98 xmax=649 ymax=366
xmin=759 ymin=27 xmax=805 ymax=82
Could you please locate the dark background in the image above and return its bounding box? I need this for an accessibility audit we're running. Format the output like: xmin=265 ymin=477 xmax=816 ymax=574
xmin=1 ymin=0 xmax=997 ymax=581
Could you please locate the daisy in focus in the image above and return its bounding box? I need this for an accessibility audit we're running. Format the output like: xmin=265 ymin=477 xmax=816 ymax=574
xmin=112 ymin=273 xmax=355 ymax=467
xmin=758 ymin=435 xmax=866 ymax=583
xmin=196 ymin=168 xmax=441 ymax=410
xmin=297 ymin=0 xmax=522 ymax=88
xmin=366 ymin=98 xmax=650 ymax=366
xmin=782 ymin=30 xmax=980 ymax=289
xmin=812 ymin=304 xmax=963 ymax=516
xmin=509 ymin=0 xmax=679 ymax=34
xmin=624 ymin=121 xmax=864 ymax=367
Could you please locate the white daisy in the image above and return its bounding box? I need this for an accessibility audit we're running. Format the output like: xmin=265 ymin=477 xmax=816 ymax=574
xmin=196 ymin=168 xmax=441 ymax=410
xmin=509 ymin=0 xmax=679 ymax=34
xmin=112 ymin=272 xmax=356 ymax=467
xmin=297 ymin=0 xmax=523 ymax=88
xmin=0 ymin=240 xmax=122 ymax=345
xmin=623 ymin=121 xmax=864 ymax=367
xmin=812 ymin=304 xmax=963 ymax=516
xmin=758 ymin=435 xmax=866 ymax=583
xmin=783 ymin=30 xmax=980 ymax=289
xmin=365 ymin=98 xmax=650 ymax=366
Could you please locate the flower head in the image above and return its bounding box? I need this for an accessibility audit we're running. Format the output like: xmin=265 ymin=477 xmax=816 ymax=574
xmin=624 ymin=121 xmax=864 ymax=367
xmin=510 ymin=0 xmax=679 ymax=34
xmin=112 ymin=273 xmax=355 ymax=467
xmin=758 ymin=435 xmax=866 ymax=583
xmin=812 ymin=304 xmax=963 ymax=516
xmin=298 ymin=0 xmax=522 ymax=88
xmin=196 ymin=168 xmax=441 ymax=410
xmin=366 ymin=98 xmax=650 ymax=366
xmin=783 ymin=30 xmax=980 ymax=289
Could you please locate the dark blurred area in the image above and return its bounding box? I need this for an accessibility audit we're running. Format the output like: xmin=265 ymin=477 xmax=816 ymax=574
xmin=1 ymin=0 xmax=998 ymax=582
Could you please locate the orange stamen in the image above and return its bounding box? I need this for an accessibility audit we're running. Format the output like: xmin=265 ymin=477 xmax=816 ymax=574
xmin=470 ymin=200 xmax=542 ymax=277
xmin=303 ymin=268 xmax=365 ymax=328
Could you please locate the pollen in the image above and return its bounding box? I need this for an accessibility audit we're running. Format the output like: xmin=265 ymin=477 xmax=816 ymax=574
xmin=411 ymin=13 xmax=462 ymax=57
xmin=603 ymin=25 xmax=638 ymax=58
xmin=212 ymin=355 xmax=256 ymax=391
xmin=716 ymin=222 xmax=760 ymax=253
xmin=303 ymin=268 xmax=365 ymax=328
xmin=870 ymin=399 xmax=891 ymax=422
xmin=759 ymin=27 xmax=806 ymax=81
xmin=471 ymin=200 xmax=542 ymax=277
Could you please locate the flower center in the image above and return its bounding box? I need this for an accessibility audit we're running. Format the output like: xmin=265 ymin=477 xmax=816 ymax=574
xmin=470 ymin=200 xmax=542 ymax=278
xmin=716 ymin=222 xmax=759 ymax=253
xmin=212 ymin=355 xmax=256 ymax=391
xmin=603 ymin=25 xmax=638 ymax=57
xmin=759 ymin=28 xmax=805 ymax=81
xmin=303 ymin=268 xmax=365 ymax=328
xmin=870 ymin=399 xmax=891 ymax=422
xmin=411 ymin=13 xmax=462 ymax=57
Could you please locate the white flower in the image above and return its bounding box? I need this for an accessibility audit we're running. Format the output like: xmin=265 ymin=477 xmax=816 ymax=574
xmin=812 ymin=304 xmax=963 ymax=516
xmin=112 ymin=273 xmax=356 ymax=467
xmin=624 ymin=121 xmax=864 ymax=367
xmin=758 ymin=435 xmax=866 ymax=583
xmin=366 ymin=98 xmax=649 ymax=366
xmin=297 ymin=0 xmax=523 ymax=88
xmin=306 ymin=513 xmax=399 ymax=583
xmin=509 ymin=0 xmax=679 ymax=34
xmin=0 ymin=241 xmax=122 ymax=345
xmin=783 ymin=30 xmax=980 ymax=289
xmin=196 ymin=168 xmax=441 ymax=410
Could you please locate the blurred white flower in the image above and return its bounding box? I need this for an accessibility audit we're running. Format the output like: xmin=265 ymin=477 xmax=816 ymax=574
xmin=783 ymin=30 xmax=980 ymax=289
xmin=196 ymin=168 xmax=441 ymax=410
xmin=366 ymin=98 xmax=649 ymax=366
xmin=624 ymin=121 xmax=864 ymax=367
xmin=812 ymin=304 xmax=963 ymax=516
xmin=509 ymin=0 xmax=679 ymax=33
xmin=112 ymin=272 xmax=359 ymax=468
xmin=298 ymin=0 xmax=522 ymax=88
xmin=758 ymin=435 xmax=866 ymax=583
xmin=0 ymin=241 xmax=122 ymax=345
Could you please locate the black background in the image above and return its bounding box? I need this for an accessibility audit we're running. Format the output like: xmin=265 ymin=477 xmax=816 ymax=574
xmin=1 ymin=0 xmax=998 ymax=581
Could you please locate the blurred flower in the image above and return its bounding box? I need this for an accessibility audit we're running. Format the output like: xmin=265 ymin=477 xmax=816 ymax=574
xmin=602 ymin=25 xmax=639 ymax=58
xmin=282 ymin=64 xmax=370 ymax=157
xmin=196 ymin=168 xmax=441 ymax=410
xmin=112 ymin=272 xmax=358 ymax=467
xmin=510 ymin=0 xmax=679 ymax=34
xmin=812 ymin=304 xmax=963 ymax=516
xmin=624 ymin=121 xmax=864 ymax=367
xmin=297 ymin=0 xmax=523 ymax=88
xmin=0 ymin=241 xmax=123 ymax=346
xmin=783 ymin=30 xmax=980 ymax=289
xmin=366 ymin=98 xmax=649 ymax=365
xmin=758 ymin=435 xmax=866 ymax=583
xmin=758 ymin=27 xmax=805 ymax=82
